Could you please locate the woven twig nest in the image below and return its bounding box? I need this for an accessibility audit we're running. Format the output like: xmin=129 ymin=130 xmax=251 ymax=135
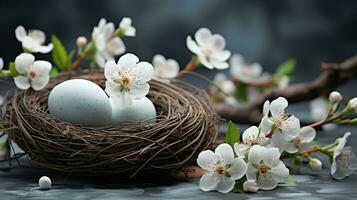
xmin=1 ymin=70 xmax=218 ymax=177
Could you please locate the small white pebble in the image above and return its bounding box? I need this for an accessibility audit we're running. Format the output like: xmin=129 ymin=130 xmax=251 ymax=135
xmin=38 ymin=176 xmax=52 ymax=189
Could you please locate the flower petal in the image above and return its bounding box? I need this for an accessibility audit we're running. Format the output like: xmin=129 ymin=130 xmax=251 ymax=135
xmin=270 ymin=161 xmax=289 ymax=183
xmin=234 ymin=143 xmax=249 ymax=157
xmin=199 ymin=172 xmax=219 ymax=192
xmin=152 ymin=54 xmax=166 ymax=67
xmin=28 ymin=29 xmax=45 ymax=44
xmin=228 ymin=158 xmax=247 ymax=180
xmin=299 ymin=126 xmax=316 ymax=144
xmin=210 ymin=34 xmax=225 ymax=50
xmin=130 ymin=83 xmax=150 ymax=99
xmin=15 ymin=53 xmax=35 ymax=74
xmin=211 ymin=50 xmax=231 ymax=62
xmin=105 ymin=81 xmax=132 ymax=108
xmin=262 ymin=100 xmax=270 ymax=116
xmin=30 ymin=61 xmax=51 ymax=91
xmin=95 ymin=53 xmax=106 ymax=68
xmin=261 ymin=115 xmax=273 ymax=136
xmin=0 ymin=57 xmax=3 ymax=70
xmin=262 ymin=146 xmax=281 ymax=168
xmin=195 ymin=27 xmax=212 ymax=46
xmin=197 ymin=150 xmax=220 ymax=171
xmin=186 ymin=36 xmax=200 ymax=54
xmin=242 ymin=126 xmax=259 ymax=144
xmin=246 ymin=163 xmax=258 ymax=181
xmin=271 ymin=133 xmax=287 ymax=153
xmin=104 ymin=60 xmax=119 ymax=81
xmin=257 ymin=172 xmax=278 ymax=190
xmin=279 ymin=115 xmax=300 ymax=141
xmin=215 ymin=143 xmax=234 ymax=165
xmin=36 ymin=43 xmax=54 ymax=53
xmin=15 ymin=25 xmax=27 ymax=42
xmin=135 ymin=61 xmax=154 ymax=83
xmin=210 ymin=60 xmax=229 ymax=69
xmin=284 ymin=142 xmax=299 ymax=154
xmin=106 ymin=37 xmax=126 ymax=56
xmin=117 ymin=53 xmax=139 ymax=68
xmin=270 ymin=97 xmax=288 ymax=118
xmin=198 ymin=54 xmax=214 ymax=69
xmin=216 ymin=176 xmax=235 ymax=193
xmin=163 ymin=59 xmax=180 ymax=78
xmin=248 ymin=145 xmax=264 ymax=165
xmin=14 ymin=76 xmax=30 ymax=90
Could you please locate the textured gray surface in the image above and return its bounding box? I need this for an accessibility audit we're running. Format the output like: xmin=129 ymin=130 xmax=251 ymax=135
xmin=0 ymin=123 xmax=356 ymax=200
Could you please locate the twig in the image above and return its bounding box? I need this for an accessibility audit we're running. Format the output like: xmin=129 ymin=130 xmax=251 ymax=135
xmin=214 ymin=55 xmax=357 ymax=124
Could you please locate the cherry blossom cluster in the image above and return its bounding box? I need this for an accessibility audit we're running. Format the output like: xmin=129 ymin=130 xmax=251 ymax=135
xmin=197 ymin=91 xmax=357 ymax=193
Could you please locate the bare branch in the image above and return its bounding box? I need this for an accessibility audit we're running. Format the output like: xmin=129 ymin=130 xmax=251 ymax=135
xmin=214 ymin=55 xmax=357 ymax=124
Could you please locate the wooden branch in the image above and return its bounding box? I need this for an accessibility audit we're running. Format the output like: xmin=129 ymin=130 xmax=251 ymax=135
xmin=214 ymin=55 xmax=357 ymax=124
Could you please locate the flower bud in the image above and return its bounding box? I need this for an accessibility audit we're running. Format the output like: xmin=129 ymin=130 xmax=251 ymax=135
xmin=243 ymin=180 xmax=258 ymax=193
xmin=76 ymin=36 xmax=88 ymax=46
xmin=329 ymin=91 xmax=342 ymax=103
xmin=348 ymin=98 xmax=357 ymax=113
xmin=309 ymin=158 xmax=322 ymax=171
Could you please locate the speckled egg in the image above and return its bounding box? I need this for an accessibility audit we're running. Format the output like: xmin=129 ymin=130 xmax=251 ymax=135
xmin=48 ymin=79 xmax=112 ymax=127
xmin=111 ymin=97 xmax=156 ymax=124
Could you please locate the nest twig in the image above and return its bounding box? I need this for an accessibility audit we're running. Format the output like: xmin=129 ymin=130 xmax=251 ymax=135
xmin=1 ymin=70 xmax=218 ymax=177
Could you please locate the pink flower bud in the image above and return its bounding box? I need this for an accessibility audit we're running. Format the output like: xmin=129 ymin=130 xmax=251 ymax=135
xmin=76 ymin=36 xmax=88 ymax=46
xmin=329 ymin=91 xmax=342 ymax=103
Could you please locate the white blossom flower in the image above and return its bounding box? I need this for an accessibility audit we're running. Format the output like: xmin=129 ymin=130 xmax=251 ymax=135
xmin=15 ymin=25 xmax=53 ymax=53
xmin=0 ymin=57 xmax=3 ymax=70
xmin=310 ymin=98 xmax=337 ymax=131
xmin=309 ymin=158 xmax=322 ymax=172
xmin=331 ymin=132 xmax=357 ymax=180
xmin=92 ymin=18 xmax=126 ymax=68
xmin=212 ymin=73 xmax=235 ymax=96
xmin=246 ymin=145 xmax=289 ymax=190
xmin=197 ymin=143 xmax=247 ymax=193
xmin=119 ymin=17 xmax=136 ymax=37
xmin=104 ymin=53 xmax=153 ymax=108
xmin=152 ymin=54 xmax=179 ymax=79
xmin=329 ymin=91 xmax=342 ymax=103
xmin=283 ymin=126 xmax=316 ymax=153
xmin=13 ymin=53 xmax=52 ymax=91
xmin=234 ymin=126 xmax=269 ymax=156
xmin=186 ymin=27 xmax=231 ymax=69
xmin=243 ymin=180 xmax=259 ymax=193
xmin=261 ymin=97 xmax=301 ymax=152
xmin=230 ymin=54 xmax=264 ymax=83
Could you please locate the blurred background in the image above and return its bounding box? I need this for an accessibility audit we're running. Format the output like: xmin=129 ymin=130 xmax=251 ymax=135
xmin=0 ymin=0 xmax=356 ymax=94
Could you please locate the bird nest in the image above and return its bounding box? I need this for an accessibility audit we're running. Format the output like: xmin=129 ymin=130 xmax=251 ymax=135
xmin=1 ymin=70 xmax=218 ymax=177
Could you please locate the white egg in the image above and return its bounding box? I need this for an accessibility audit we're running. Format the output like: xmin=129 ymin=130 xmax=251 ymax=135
xmin=38 ymin=176 xmax=51 ymax=189
xmin=48 ymin=79 xmax=112 ymax=127
xmin=111 ymin=97 xmax=157 ymax=124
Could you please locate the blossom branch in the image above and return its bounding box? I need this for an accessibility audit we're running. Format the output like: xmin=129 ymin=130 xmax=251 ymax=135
xmin=214 ymin=55 xmax=357 ymax=124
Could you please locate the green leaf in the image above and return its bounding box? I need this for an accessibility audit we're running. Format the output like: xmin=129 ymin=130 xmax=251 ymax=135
xmin=51 ymin=35 xmax=68 ymax=71
xmin=9 ymin=62 xmax=19 ymax=77
xmin=225 ymin=121 xmax=240 ymax=147
xmin=50 ymin=67 xmax=59 ymax=77
xmin=236 ymin=83 xmax=248 ymax=101
xmin=275 ymin=58 xmax=296 ymax=78
xmin=232 ymin=182 xmax=245 ymax=193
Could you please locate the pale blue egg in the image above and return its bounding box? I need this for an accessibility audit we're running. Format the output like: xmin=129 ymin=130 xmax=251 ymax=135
xmin=111 ymin=97 xmax=156 ymax=124
xmin=48 ymin=79 xmax=112 ymax=127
